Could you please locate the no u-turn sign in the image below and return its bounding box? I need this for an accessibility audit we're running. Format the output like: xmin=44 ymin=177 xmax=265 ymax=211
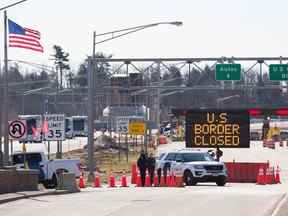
xmin=8 ymin=120 xmax=27 ymax=140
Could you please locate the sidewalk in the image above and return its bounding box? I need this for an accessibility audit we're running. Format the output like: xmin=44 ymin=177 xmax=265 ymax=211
xmin=0 ymin=190 xmax=71 ymax=205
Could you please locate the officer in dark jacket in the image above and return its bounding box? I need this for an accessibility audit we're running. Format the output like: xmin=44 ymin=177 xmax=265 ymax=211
xmin=262 ymin=117 xmax=270 ymax=140
xmin=147 ymin=153 xmax=156 ymax=186
xmin=137 ymin=152 xmax=147 ymax=186
xmin=215 ymin=146 xmax=223 ymax=162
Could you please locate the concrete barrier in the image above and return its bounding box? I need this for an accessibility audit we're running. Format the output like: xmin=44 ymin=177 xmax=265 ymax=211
xmin=57 ymin=173 xmax=80 ymax=193
xmin=0 ymin=167 xmax=17 ymax=193
xmin=17 ymin=169 xmax=39 ymax=191
xmin=0 ymin=167 xmax=39 ymax=194
xmin=225 ymin=162 xmax=269 ymax=183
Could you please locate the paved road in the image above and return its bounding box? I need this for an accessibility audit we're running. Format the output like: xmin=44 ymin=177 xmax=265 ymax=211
xmin=157 ymin=141 xmax=288 ymax=183
xmin=1 ymin=139 xmax=287 ymax=215
xmin=0 ymin=184 xmax=286 ymax=216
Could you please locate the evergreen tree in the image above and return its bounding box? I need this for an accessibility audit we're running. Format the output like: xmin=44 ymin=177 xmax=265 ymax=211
xmin=51 ymin=45 xmax=70 ymax=89
xmin=74 ymin=52 xmax=111 ymax=88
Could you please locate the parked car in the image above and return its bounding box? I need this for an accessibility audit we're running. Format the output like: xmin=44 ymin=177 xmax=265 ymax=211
xmin=156 ymin=149 xmax=228 ymax=186
xmin=11 ymin=152 xmax=81 ymax=189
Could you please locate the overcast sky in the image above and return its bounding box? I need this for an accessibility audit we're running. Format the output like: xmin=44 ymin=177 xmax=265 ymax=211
xmin=1 ymin=0 xmax=288 ymax=71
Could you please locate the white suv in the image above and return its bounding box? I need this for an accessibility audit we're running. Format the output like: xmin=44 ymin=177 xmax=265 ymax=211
xmin=156 ymin=149 xmax=228 ymax=186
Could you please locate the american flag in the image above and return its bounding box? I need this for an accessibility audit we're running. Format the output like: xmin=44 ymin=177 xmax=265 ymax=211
xmin=8 ymin=19 xmax=44 ymax=53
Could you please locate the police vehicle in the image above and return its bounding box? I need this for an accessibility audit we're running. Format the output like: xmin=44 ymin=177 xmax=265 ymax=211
xmin=156 ymin=149 xmax=228 ymax=186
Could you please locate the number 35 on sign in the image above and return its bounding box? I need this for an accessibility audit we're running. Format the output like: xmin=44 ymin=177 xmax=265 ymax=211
xmin=44 ymin=114 xmax=65 ymax=141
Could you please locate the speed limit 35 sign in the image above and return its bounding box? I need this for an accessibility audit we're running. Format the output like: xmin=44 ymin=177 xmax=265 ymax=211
xmin=116 ymin=116 xmax=130 ymax=134
xmin=44 ymin=114 xmax=65 ymax=141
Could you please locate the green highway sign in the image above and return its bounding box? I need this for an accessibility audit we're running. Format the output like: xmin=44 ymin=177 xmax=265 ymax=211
xmin=269 ymin=64 xmax=288 ymax=81
xmin=216 ymin=64 xmax=241 ymax=81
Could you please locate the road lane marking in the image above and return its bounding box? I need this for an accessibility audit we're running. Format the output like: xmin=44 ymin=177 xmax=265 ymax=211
xmin=271 ymin=193 xmax=288 ymax=216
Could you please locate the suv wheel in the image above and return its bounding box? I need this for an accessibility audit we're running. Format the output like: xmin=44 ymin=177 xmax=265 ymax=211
xmin=51 ymin=174 xmax=58 ymax=188
xmin=216 ymin=176 xmax=226 ymax=186
xmin=183 ymin=171 xmax=197 ymax=186
xmin=43 ymin=174 xmax=57 ymax=189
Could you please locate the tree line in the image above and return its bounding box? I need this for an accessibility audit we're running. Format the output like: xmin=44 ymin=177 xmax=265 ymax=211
xmin=0 ymin=45 xmax=287 ymax=120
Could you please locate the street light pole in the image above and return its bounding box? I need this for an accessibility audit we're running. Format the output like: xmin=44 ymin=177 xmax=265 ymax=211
xmin=156 ymin=62 xmax=161 ymax=128
xmin=93 ymin=21 xmax=182 ymax=47
xmin=87 ymin=21 xmax=183 ymax=180
xmin=87 ymin=31 xmax=97 ymax=182
xmin=87 ymin=56 xmax=95 ymax=182
xmin=0 ymin=0 xmax=28 ymax=11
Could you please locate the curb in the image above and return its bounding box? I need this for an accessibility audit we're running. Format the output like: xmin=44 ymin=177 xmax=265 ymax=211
xmin=0 ymin=190 xmax=74 ymax=205
xmin=272 ymin=193 xmax=288 ymax=216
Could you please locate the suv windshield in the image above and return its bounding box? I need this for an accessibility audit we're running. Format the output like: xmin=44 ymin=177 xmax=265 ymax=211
xmin=12 ymin=153 xmax=42 ymax=164
xmin=182 ymin=153 xmax=214 ymax=162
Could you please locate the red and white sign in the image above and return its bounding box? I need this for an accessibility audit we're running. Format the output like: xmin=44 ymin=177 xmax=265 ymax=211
xmin=8 ymin=120 xmax=27 ymax=140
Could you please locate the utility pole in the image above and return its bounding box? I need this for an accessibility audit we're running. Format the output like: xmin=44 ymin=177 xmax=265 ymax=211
xmin=144 ymin=74 xmax=150 ymax=155
xmin=156 ymin=62 xmax=161 ymax=128
xmin=55 ymin=65 xmax=62 ymax=159
xmin=0 ymin=90 xmax=3 ymax=168
xmin=87 ymin=56 xmax=95 ymax=182
xmin=86 ymin=32 xmax=96 ymax=182
xmin=0 ymin=48 xmax=2 ymax=167
xmin=3 ymin=10 xmax=9 ymax=165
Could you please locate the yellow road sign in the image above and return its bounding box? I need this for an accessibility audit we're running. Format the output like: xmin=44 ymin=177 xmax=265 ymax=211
xmin=129 ymin=122 xmax=146 ymax=135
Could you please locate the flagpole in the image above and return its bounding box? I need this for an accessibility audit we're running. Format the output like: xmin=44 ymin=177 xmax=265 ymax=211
xmin=3 ymin=10 xmax=9 ymax=165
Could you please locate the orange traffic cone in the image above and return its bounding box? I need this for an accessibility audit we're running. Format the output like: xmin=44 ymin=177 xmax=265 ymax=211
xmin=153 ymin=171 xmax=158 ymax=187
xmin=121 ymin=172 xmax=128 ymax=187
xmin=94 ymin=174 xmax=101 ymax=188
xmin=109 ymin=173 xmax=116 ymax=187
xmin=131 ymin=164 xmax=137 ymax=184
xmin=271 ymin=167 xmax=276 ymax=184
xmin=170 ymin=173 xmax=176 ymax=187
xmin=265 ymin=167 xmax=274 ymax=184
xmin=265 ymin=167 xmax=270 ymax=184
xmin=256 ymin=166 xmax=265 ymax=185
xmin=79 ymin=174 xmax=86 ymax=188
xmin=160 ymin=174 xmax=166 ymax=187
xmin=145 ymin=171 xmax=151 ymax=187
xmin=166 ymin=171 xmax=171 ymax=186
xmin=136 ymin=172 xmax=142 ymax=187
xmin=175 ymin=175 xmax=184 ymax=187
xmin=275 ymin=166 xmax=281 ymax=184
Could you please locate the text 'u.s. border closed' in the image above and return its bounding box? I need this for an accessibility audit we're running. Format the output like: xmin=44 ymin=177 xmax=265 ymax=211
xmin=186 ymin=110 xmax=250 ymax=148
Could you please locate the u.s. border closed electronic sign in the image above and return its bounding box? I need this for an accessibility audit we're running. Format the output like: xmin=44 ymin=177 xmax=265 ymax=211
xmin=186 ymin=110 xmax=250 ymax=148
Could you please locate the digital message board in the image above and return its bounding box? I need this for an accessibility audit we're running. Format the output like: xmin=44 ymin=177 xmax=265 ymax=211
xmin=186 ymin=110 xmax=250 ymax=148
